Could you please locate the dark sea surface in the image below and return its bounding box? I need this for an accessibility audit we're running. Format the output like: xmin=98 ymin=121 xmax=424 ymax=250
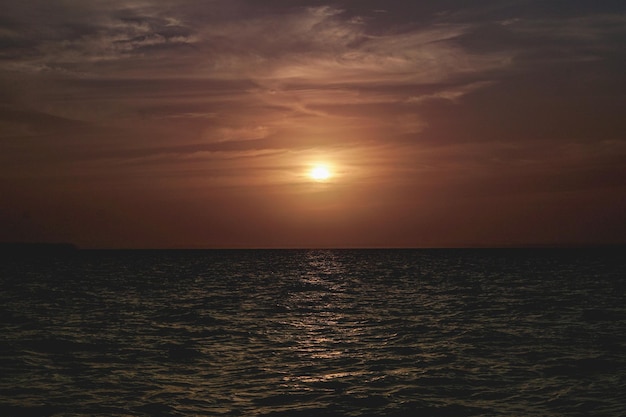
xmin=1 ymin=248 xmax=625 ymax=416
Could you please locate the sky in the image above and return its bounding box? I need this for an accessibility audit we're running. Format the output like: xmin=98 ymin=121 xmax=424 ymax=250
xmin=1 ymin=0 xmax=625 ymax=249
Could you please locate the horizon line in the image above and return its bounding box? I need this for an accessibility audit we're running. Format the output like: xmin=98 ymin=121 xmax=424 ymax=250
xmin=2 ymin=242 xmax=625 ymax=252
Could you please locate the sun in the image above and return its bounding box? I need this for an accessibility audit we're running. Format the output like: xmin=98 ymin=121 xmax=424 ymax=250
xmin=309 ymin=164 xmax=332 ymax=181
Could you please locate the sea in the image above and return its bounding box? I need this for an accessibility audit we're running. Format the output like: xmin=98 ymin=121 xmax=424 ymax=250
xmin=1 ymin=248 xmax=625 ymax=416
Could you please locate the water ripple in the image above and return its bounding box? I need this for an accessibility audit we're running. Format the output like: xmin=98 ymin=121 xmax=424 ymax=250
xmin=1 ymin=248 xmax=625 ymax=416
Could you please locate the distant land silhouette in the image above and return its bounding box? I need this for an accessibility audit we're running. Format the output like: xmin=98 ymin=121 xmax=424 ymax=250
xmin=0 ymin=242 xmax=78 ymax=255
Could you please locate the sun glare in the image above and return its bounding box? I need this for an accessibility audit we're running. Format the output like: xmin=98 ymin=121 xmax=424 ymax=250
xmin=309 ymin=164 xmax=332 ymax=181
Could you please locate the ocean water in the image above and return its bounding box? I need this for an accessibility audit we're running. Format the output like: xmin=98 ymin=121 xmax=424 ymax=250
xmin=1 ymin=248 xmax=625 ymax=416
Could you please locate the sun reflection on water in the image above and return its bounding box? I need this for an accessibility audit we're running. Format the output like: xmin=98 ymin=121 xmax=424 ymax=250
xmin=276 ymin=250 xmax=383 ymax=390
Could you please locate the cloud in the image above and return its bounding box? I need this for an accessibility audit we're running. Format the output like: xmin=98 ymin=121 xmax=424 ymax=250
xmin=192 ymin=7 xmax=510 ymax=87
xmin=0 ymin=0 xmax=198 ymax=75
xmin=1 ymin=2 xmax=510 ymax=88
xmin=406 ymin=81 xmax=495 ymax=104
xmin=2 ymin=3 xmax=624 ymax=171
xmin=457 ymin=12 xmax=626 ymax=66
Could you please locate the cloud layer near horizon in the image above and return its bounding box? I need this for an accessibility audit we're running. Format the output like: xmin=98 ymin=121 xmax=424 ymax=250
xmin=1 ymin=0 xmax=625 ymax=248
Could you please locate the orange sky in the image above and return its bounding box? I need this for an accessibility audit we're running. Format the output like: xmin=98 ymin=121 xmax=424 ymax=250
xmin=1 ymin=1 xmax=625 ymax=248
